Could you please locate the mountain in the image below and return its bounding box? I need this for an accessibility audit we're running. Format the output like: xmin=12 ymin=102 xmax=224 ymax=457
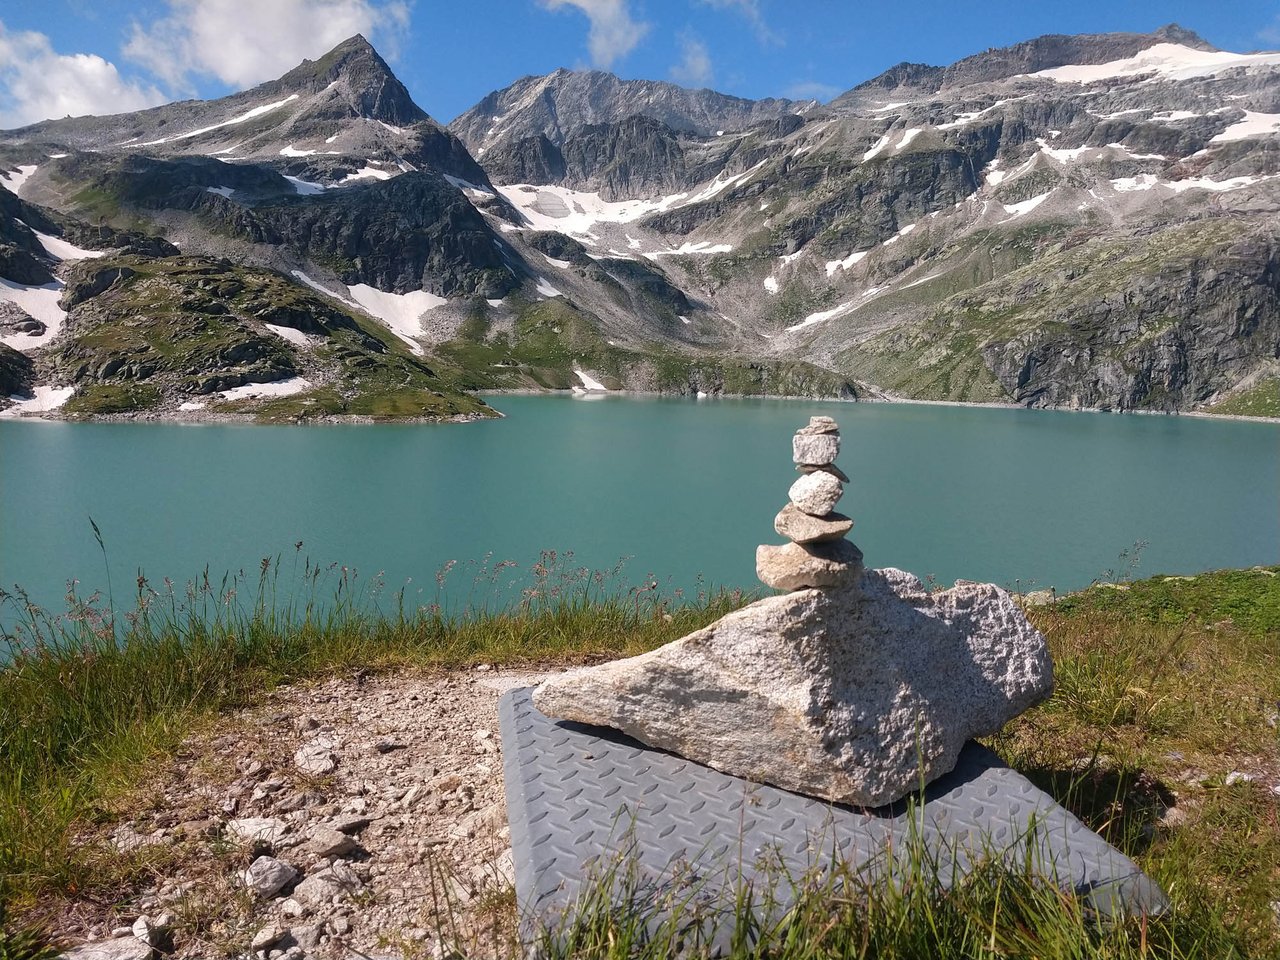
xmin=2 ymin=25 xmax=1279 ymax=421
xmin=449 ymin=69 xmax=815 ymax=157
xmin=832 ymin=24 xmax=1216 ymax=105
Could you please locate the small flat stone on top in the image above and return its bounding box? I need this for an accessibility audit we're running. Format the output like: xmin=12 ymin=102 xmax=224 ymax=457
xmin=789 ymin=471 xmax=842 ymax=516
xmin=797 ymin=462 xmax=851 ymax=483
xmin=797 ymin=415 xmax=839 ymax=435
xmin=793 ymin=433 xmax=840 ymax=466
xmin=756 ymin=539 xmax=864 ymax=591
xmin=774 ymin=503 xmax=853 ymax=544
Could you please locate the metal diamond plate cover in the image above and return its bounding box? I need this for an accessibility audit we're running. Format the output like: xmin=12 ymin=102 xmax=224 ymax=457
xmin=500 ymin=686 xmax=1166 ymax=941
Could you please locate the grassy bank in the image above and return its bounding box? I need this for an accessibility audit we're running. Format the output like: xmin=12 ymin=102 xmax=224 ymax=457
xmin=1 ymin=563 xmax=1278 ymax=957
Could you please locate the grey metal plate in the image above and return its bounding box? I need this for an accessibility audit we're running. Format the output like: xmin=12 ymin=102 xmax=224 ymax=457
xmin=500 ymin=687 xmax=1166 ymax=942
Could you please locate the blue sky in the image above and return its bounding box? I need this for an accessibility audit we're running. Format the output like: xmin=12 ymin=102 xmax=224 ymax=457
xmin=1 ymin=0 xmax=1278 ymax=129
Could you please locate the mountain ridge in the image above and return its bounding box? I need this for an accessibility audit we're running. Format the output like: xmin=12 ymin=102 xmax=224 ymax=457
xmin=2 ymin=24 xmax=1278 ymax=421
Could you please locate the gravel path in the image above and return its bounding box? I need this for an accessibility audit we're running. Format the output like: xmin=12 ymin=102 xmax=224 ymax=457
xmin=62 ymin=667 xmax=554 ymax=960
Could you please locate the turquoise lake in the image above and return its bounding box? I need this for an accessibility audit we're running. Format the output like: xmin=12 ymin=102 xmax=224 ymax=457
xmin=1 ymin=395 xmax=1277 ymax=622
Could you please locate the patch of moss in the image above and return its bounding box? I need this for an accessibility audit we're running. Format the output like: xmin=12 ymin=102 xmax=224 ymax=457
xmin=62 ymin=383 xmax=161 ymax=415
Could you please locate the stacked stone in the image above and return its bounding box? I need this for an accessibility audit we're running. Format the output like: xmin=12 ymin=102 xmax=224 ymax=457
xmin=755 ymin=416 xmax=864 ymax=591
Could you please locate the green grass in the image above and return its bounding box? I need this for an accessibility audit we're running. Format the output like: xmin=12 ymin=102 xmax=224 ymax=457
xmin=435 ymin=297 xmax=853 ymax=399
xmin=1051 ymin=567 xmax=1280 ymax=637
xmin=2 ymin=565 xmax=1277 ymax=956
xmin=534 ymin=829 xmax=1243 ymax=960
xmin=1209 ymin=377 xmax=1280 ymax=419
xmin=62 ymin=383 xmax=161 ymax=415
xmin=0 ymin=552 xmax=743 ymax=920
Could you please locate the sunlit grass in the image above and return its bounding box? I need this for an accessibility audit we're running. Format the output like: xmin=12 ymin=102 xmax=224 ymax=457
xmin=1 ymin=562 xmax=1277 ymax=956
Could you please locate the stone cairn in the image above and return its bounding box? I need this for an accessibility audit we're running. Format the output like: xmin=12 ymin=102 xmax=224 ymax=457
xmin=756 ymin=415 xmax=864 ymax=591
xmin=534 ymin=414 xmax=1054 ymax=806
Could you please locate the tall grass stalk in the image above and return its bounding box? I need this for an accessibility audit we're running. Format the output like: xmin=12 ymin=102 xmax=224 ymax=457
xmin=0 ymin=551 xmax=744 ymax=914
xmin=531 ymin=816 xmax=1246 ymax=960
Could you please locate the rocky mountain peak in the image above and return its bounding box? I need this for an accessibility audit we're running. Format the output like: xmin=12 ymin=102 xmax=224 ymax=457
xmin=449 ymin=69 xmax=813 ymax=157
xmin=1149 ymin=23 xmax=1215 ymax=50
xmin=268 ymin=34 xmax=429 ymax=126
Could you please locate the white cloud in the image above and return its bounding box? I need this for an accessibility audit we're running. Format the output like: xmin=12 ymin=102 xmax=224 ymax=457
xmin=541 ymin=0 xmax=650 ymax=69
xmin=670 ymin=32 xmax=713 ymax=87
xmin=697 ymin=0 xmax=781 ymax=46
xmin=0 ymin=22 xmax=167 ymax=129
xmin=123 ymin=0 xmax=410 ymax=92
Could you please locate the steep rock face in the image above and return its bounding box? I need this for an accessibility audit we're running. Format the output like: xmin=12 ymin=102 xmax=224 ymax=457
xmin=480 ymin=133 xmax=567 ymax=186
xmin=486 ymin=116 xmax=697 ymax=199
xmin=241 ymin=173 xmax=520 ymax=297
xmin=0 ymin=342 xmax=34 ymax=396
xmin=843 ymin=221 xmax=1280 ymax=411
xmin=450 ymin=68 xmax=813 ymax=156
xmin=48 ymin=156 xmax=519 ymax=299
xmin=0 ymin=189 xmax=60 ymax=284
xmin=978 ymin=228 xmax=1280 ymax=411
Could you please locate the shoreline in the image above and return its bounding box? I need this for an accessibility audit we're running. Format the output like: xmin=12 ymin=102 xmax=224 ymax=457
xmin=2 ymin=386 xmax=1278 ymax=425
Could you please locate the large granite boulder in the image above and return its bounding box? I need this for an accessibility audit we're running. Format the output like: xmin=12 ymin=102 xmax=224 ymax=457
xmin=534 ymin=568 xmax=1053 ymax=806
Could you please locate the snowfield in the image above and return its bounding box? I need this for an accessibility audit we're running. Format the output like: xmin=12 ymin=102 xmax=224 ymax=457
xmin=31 ymin=229 xmax=104 ymax=262
xmin=348 ymin=284 xmax=444 ymax=354
xmin=1 ymin=164 xmax=38 ymax=196
xmin=264 ymin=324 xmax=313 ymax=347
xmin=217 ymin=377 xmax=313 ymax=401
xmin=0 ymin=279 xmax=67 ymax=350
xmin=1030 ymin=43 xmax=1280 ymax=84
xmin=0 ymin=385 xmax=76 ymax=417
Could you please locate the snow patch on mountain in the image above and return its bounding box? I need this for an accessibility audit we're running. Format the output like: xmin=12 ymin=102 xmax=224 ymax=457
xmin=1112 ymin=173 xmax=1274 ymax=193
xmin=138 ymin=94 xmax=300 ymax=147
xmin=1029 ymin=43 xmax=1280 ymax=85
xmin=218 ymin=377 xmax=312 ymax=401
xmin=340 ymin=165 xmax=394 ymax=184
xmin=1001 ymin=192 xmax=1052 ymax=220
xmin=862 ymin=134 xmax=892 ymax=161
xmin=264 ymin=324 xmax=313 ymax=347
xmin=30 ymin=229 xmax=104 ymax=262
xmin=825 ymin=250 xmax=868 ymax=277
xmin=0 ymin=385 xmax=75 ymax=417
xmin=573 ymin=368 xmax=607 ymax=391
xmin=291 ymin=270 xmax=360 ymax=310
xmin=645 ymin=241 xmax=734 ymax=258
xmin=1211 ymin=111 xmax=1280 ymax=142
xmin=882 ymin=223 xmax=918 ymax=246
xmin=496 ymin=183 xmax=685 ymax=237
xmin=443 ymin=175 xmax=495 ymax=198
xmin=348 ymin=284 xmax=444 ymax=354
xmin=0 ymin=279 xmax=66 ymax=350
xmin=285 ymin=175 xmax=326 ymax=195
xmin=280 ymin=144 xmax=342 ymax=158
xmin=1 ymin=164 xmax=37 ymax=196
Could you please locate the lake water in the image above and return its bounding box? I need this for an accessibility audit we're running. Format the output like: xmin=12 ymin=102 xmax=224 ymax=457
xmin=2 ymin=395 xmax=1277 ymax=623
